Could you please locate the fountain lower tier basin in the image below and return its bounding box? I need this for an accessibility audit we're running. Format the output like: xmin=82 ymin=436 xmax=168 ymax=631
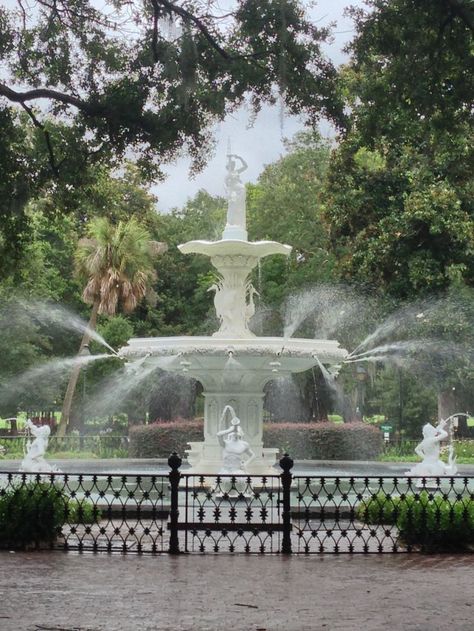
xmin=120 ymin=336 xmax=347 ymax=375
xmin=119 ymin=336 xmax=348 ymax=474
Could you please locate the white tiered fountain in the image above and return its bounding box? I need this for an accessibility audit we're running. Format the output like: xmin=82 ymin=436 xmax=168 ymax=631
xmin=120 ymin=154 xmax=348 ymax=474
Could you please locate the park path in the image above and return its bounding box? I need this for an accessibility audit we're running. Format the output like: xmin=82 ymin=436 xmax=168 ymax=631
xmin=0 ymin=551 xmax=473 ymax=631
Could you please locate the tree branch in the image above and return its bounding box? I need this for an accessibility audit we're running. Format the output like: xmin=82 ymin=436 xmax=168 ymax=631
xmin=0 ymin=82 xmax=105 ymax=115
xmin=150 ymin=0 xmax=161 ymax=62
xmin=19 ymin=102 xmax=60 ymax=176
xmin=155 ymin=0 xmax=231 ymax=60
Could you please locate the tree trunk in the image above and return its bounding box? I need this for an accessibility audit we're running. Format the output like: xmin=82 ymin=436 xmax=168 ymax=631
xmin=437 ymin=387 xmax=458 ymax=422
xmin=56 ymin=301 xmax=100 ymax=437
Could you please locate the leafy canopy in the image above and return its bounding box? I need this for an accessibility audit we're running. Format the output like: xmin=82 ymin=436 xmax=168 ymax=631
xmin=0 ymin=0 xmax=344 ymax=180
xmin=325 ymin=0 xmax=474 ymax=297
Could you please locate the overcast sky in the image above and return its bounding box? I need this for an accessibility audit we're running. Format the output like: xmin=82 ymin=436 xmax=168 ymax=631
xmin=154 ymin=1 xmax=360 ymax=212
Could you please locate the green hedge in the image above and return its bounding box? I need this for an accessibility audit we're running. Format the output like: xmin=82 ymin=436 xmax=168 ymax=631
xmin=357 ymin=491 xmax=474 ymax=552
xmin=129 ymin=420 xmax=382 ymax=460
xmin=129 ymin=420 xmax=204 ymax=458
xmin=263 ymin=422 xmax=383 ymax=460
xmin=0 ymin=483 xmax=65 ymax=548
xmin=0 ymin=482 xmax=100 ymax=549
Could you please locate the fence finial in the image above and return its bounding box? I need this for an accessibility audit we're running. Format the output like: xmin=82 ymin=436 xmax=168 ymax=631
xmin=168 ymin=452 xmax=182 ymax=470
xmin=279 ymin=453 xmax=294 ymax=473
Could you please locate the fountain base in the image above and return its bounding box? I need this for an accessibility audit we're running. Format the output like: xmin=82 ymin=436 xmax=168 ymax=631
xmin=186 ymin=441 xmax=279 ymax=475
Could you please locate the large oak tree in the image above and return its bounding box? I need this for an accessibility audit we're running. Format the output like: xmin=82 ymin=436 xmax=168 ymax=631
xmin=0 ymin=0 xmax=344 ymax=269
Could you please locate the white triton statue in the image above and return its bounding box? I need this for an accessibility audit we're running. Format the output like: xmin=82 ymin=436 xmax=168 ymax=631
xmin=20 ymin=419 xmax=61 ymax=473
xmin=217 ymin=405 xmax=255 ymax=475
xmin=406 ymin=415 xmax=457 ymax=478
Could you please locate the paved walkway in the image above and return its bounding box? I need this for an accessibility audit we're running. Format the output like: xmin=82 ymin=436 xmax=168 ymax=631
xmin=0 ymin=552 xmax=473 ymax=631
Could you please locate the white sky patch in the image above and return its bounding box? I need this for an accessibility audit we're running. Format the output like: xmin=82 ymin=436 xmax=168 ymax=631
xmin=154 ymin=0 xmax=360 ymax=212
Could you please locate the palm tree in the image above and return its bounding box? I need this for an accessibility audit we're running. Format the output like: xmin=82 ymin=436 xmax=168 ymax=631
xmin=57 ymin=217 xmax=167 ymax=436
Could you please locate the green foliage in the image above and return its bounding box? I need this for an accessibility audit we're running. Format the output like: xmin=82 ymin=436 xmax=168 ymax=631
xmin=132 ymin=191 xmax=226 ymax=336
xmin=364 ymin=367 xmax=438 ymax=439
xmin=358 ymin=490 xmax=474 ymax=552
xmin=0 ymin=111 xmax=32 ymax=273
xmin=325 ymin=0 xmax=474 ymax=297
xmin=0 ymin=480 xmax=100 ymax=548
xmin=398 ymin=496 xmax=474 ymax=551
xmin=247 ymin=132 xmax=337 ymax=306
xmin=96 ymin=316 xmax=134 ymax=351
xmin=129 ymin=420 xmax=204 ymax=458
xmin=357 ymin=491 xmax=403 ymax=525
xmin=0 ymin=481 xmax=65 ymax=548
xmin=66 ymin=499 xmax=101 ymax=524
xmin=0 ymin=0 xmax=342 ymax=193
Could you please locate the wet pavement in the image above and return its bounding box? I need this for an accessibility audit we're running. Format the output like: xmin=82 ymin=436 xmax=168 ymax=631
xmin=0 ymin=551 xmax=473 ymax=631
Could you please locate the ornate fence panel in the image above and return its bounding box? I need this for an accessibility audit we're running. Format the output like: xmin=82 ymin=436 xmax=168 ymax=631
xmin=0 ymin=472 xmax=170 ymax=553
xmin=178 ymin=473 xmax=284 ymax=553
xmin=291 ymin=475 xmax=474 ymax=554
xmin=170 ymin=454 xmax=293 ymax=554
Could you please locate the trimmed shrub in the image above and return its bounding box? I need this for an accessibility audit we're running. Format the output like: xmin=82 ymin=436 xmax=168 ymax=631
xmin=397 ymin=494 xmax=474 ymax=551
xmin=0 ymin=482 xmax=100 ymax=549
xmin=357 ymin=492 xmax=404 ymax=525
xmin=67 ymin=499 xmax=101 ymax=524
xmin=0 ymin=482 xmax=66 ymax=548
xmin=129 ymin=419 xmax=382 ymax=460
xmin=129 ymin=419 xmax=204 ymax=458
xmin=263 ymin=422 xmax=383 ymax=460
xmin=357 ymin=491 xmax=474 ymax=551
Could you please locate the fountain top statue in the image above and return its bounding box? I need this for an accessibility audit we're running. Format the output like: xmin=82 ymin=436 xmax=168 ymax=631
xmin=223 ymin=153 xmax=248 ymax=241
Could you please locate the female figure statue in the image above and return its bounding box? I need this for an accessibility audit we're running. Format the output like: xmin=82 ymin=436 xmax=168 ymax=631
xmin=225 ymin=154 xmax=248 ymax=229
xmin=217 ymin=405 xmax=255 ymax=474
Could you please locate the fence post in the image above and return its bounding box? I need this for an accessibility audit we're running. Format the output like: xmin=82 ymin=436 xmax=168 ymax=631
xmin=280 ymin=453 xmax=294 ymax=554
xmin=168 ymin=452 xmax=182 ymax=555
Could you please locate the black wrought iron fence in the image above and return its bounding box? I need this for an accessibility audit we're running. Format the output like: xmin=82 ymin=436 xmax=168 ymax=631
xmin=1 ymin=454 xmax=474 ymax=554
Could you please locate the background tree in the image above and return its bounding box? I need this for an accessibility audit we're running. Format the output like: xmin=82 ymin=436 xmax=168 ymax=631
xmin=325 ymin=0 xmax=473 ymax=296
xmin=57 ymin=217 xmax=167 ymax=435
xmin=322 ymin=0 xmax=474 ymax=422
xmin=247 ymin=132 xmax=337 ymax=308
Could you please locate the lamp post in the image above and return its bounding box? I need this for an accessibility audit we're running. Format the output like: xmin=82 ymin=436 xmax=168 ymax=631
xmin=355 ymin=364 xmax=368 ymax=421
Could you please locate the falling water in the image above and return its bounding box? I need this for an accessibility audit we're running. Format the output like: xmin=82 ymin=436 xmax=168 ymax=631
xmin=282 ymin=285 xmax=380 ymax=341
xmin=85 ymin=355 xmax=180 ymax=417
xmin=351 ymin=294 xmax=474 ymax=357
xmin=313 ymin=356 xmax=346 ymax=416
xmin=0 ymin=354 xmax=110 ymax=403
xmin=264 ymin=375 xmax=309 ymax=421
xmin=15 ymin=299 xmax=118 ymax=355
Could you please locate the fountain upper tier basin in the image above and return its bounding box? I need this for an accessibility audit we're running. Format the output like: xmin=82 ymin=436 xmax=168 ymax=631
xmin=119 ymin=336 xmax=348 ymax=375
xmin=178 ymin=238 xmax=292 ymax=258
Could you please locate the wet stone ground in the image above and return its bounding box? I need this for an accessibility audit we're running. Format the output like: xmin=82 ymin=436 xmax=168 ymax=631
xmin=0 ymin=552 xmax=473 ymax=631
